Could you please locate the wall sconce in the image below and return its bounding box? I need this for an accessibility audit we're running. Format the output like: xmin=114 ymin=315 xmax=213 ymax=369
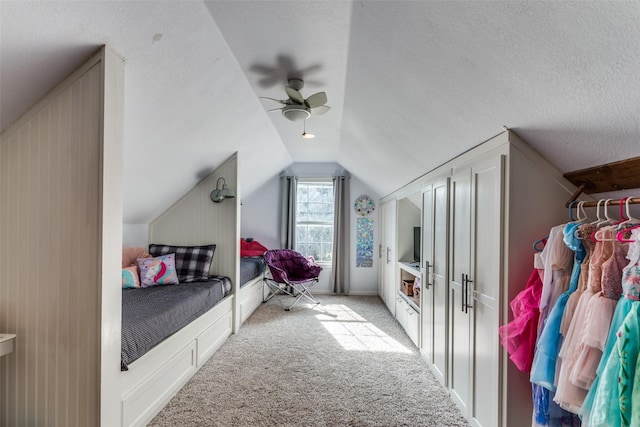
xmin=210 ymin=177 xmax=236 ymax=203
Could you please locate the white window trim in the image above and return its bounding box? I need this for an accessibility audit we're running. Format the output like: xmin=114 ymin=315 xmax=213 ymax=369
xmin=295 ymin=178 xmax=335 ymax=265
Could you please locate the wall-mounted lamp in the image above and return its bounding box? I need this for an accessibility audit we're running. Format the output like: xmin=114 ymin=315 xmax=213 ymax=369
xmin=210 ymin=177 xmax=236 ymax=203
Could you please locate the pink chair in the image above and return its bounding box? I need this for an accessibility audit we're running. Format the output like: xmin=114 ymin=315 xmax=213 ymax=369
xmin=263 ymin=249 xmax=322 ymax=311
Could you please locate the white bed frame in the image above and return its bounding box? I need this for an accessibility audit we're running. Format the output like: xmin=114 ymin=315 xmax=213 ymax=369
xmin=120 ymin=295 xmax=234 ymax=426
xmin=237 ymin=272 xmax=266 ymax=325
xmin=118 ymin=153 xmax=271 ymax=426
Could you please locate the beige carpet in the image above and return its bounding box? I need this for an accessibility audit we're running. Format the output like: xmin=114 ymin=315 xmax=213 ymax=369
xmin=150 ymin=295 xmax=469 ymax=426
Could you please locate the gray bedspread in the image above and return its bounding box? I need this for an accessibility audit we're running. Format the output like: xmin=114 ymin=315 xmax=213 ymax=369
xmin=240 ymin=257 xmax=265 ymax=287
xmin=121 ymin=276 xmax=232 ymax=370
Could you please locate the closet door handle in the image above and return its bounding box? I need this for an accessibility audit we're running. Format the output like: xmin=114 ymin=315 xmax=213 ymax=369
xmin=423 ymin=261 xmax=431 ymax=289
xmin=461 ymin=273 xmax=465 ymax=312
xmin=386 ymin=247 xmax=391 ymax=264
xmin=379 ymin=244 xmax=383 ymax=259
xmin=463 ymin=274 xmax=474 ymax=313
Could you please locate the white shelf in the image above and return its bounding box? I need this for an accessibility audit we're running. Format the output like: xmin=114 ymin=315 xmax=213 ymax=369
xmin=0 ymin=334 xmax=16 ymax=357
xmin=399 ymin=261 xmax=420 ymax=276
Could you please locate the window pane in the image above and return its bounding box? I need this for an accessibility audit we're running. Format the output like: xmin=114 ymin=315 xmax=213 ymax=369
xmin=295 ymin=181 xmax=334 ymax=260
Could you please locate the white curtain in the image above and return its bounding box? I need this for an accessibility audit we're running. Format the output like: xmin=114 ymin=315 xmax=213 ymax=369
xmin=280 ymin=176 xmax=297 ymax=249
xmin=331 ymin=176 xmax=350 ymax=295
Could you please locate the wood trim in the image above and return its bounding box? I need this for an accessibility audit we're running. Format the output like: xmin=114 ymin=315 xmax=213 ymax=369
xmin=563 ymin=155 xmax=640 ymax=194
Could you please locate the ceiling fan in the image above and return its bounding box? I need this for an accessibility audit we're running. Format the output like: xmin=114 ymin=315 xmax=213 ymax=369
xmin=261 ymin=78 xmax=331 ymax=122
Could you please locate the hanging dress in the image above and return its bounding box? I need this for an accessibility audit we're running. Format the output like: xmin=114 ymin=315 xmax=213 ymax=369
xmin=554 ymin=224 xmax=603 ymax=413
xmin=531 ymin=222 xmax=582 ymax=426
xmin=531 ymin=222 xmax=584 ymax=390
xmin=571 ymin=237 xmax=626 ymax=390
xmin=499 ymin=269 xmax=543 ymax=372
xmin=585 ymin=229 xmax=640 ymax=427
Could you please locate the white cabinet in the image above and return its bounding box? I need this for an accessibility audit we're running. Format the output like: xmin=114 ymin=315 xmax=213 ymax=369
xmin=379 ymin=200 xmax=397 ymax=315
xmin=421 ymin=178 xmax=449 ymax=386
xmin=449 ymin=153 xmax=503 ymax=427
xmin=398 ymin=262 xmax=420 ymax=347
xmin=442 ymin=133 xmax=573 ymax=427
xmin=381 ymin=131 xmax=576 ymax=427
xmin=395 ymin=293 xmax=419 ymax=346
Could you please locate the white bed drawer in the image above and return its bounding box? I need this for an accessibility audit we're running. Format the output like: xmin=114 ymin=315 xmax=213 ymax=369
xmin=239 ymin=278 xmax=263 ymax=324
xmin=121 ymin=341 xmax=196 ymax=427
xmin=197 ymin=309 xmax=232 ymax=366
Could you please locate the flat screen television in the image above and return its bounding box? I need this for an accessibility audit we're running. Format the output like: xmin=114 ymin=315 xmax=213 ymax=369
xmin=414 ymin=226 xmax=421 ymax=262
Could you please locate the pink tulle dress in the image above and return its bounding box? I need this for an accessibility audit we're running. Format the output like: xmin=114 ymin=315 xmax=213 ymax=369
xmin=554 ymin=228 xmax=614 ymax=413
xmin=570 ymin=237 xmax=626 ymax=389
xmin=499 ymin=269 xmax=543 ymax=371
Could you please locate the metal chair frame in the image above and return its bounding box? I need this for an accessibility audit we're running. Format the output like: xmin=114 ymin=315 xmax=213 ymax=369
xmin=262 ymin=250 xmax=322 ymax=311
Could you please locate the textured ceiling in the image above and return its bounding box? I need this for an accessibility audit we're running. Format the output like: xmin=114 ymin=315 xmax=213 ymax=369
xmin=2 ymin=1 xmax=640 ymax=224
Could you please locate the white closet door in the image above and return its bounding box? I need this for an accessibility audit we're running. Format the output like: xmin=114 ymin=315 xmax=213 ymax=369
xmin=382 ymin=200 xmax=397 ymax=315
xmin=431 ymin=179 xmax=450 ymax=385
xmin=421 ymin=185 xmax=434 ymax=360
xmin=469 ymin=155 xmax=504 ymax=427
xmin=421 ymin=179 xmax=449 ymax=386
xmin=449 ymin=166 xmax=472 ymax=414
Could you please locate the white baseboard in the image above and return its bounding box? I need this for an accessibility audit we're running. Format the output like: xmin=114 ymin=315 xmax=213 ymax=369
xmin=312 ymin=290 xmax=380 ymax=296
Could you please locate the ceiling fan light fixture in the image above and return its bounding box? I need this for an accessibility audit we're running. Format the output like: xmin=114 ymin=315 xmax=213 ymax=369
xmin=282 ymin=104 xmax=311 ymax=121
xmin=302 ymin=119 xmax=315 ymax=139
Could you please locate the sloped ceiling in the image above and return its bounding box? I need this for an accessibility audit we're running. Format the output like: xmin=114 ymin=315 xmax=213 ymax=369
xmin=2 ymin=1 xmax=639 ymax=224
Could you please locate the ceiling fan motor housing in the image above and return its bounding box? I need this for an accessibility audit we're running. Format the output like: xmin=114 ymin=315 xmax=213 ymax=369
xmin=282 ymin=104 xmax=311 ymax=121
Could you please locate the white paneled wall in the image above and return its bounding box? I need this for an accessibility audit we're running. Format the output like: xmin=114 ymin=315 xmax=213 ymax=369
xmin=0 ymin=47 xmax=124 ymax=427
xmin=149 ymin=153 xmax=240 ymax=329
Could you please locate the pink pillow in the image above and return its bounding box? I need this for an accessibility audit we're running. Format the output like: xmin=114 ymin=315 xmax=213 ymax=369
xmin=122 ymin=266 xmax=141 ymax=289
xmin=137 ymin=254 xmax=179 ymax=287
xmin=122 ymin=247 xmax=151 ymax=268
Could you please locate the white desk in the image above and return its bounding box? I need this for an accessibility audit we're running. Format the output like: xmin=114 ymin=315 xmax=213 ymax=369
xmin=0 ymin=333 xmax=16 ymax=357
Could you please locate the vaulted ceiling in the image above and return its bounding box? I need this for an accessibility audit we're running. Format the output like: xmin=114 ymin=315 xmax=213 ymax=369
xmin=2 ymin=1 xmax=639 ymax=224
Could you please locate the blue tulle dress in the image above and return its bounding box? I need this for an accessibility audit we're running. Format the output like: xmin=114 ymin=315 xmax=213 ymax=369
xmin=531 ymin=222 xmax=584 ymax=425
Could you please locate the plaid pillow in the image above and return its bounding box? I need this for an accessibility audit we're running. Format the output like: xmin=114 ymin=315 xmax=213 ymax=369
xmin=148 ymin=244 xmax=216 ymax=283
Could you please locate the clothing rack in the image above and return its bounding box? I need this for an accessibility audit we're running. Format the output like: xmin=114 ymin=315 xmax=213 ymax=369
xmin=563 ymin=155 xmax=640 ymax=207
xmin=568 ymin=196 xmax=640 ymax=209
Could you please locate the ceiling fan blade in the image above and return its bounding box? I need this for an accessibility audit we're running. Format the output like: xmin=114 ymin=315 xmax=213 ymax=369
xmin=310 ymin=105 xmax=330 ymax=115
xmin=304 ymin=92 xmax=327 ymax=108
xmin=259 ymin=96 xmax=287 ymax=105
xmin=285 ymin=86 xmax=304 ymax=104
xmin=266 ymin=107 xmax=284 ymax=112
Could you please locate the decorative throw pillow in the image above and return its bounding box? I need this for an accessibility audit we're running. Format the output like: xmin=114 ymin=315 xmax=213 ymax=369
xmin=137 ymin=253 xmax=179 ymax=287
xmin=122 ymin=266 xmax=141 ymax=289
xmin=122 ymin=246 xmax=151 ymax=268
xmin=240 ymin=239 xmax=268 ymax=257
xmin=148 ymin=244 xmax=215 ymax=283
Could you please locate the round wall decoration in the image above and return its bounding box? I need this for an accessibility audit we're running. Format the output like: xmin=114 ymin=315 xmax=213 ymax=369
xmin=354 ymin=195 xmax=375 ymax=217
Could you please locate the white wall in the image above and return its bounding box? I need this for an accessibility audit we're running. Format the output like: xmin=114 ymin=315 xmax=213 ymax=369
xmin=240 ymin=162 xmax=380 ymax=295
xmin=123 ymin=223 xmax=149 ymax=248
xmin=0 ymin=47 xmax=124 ymax=427
xmin=240 ymin=174 xmax=280 ymax=250
xmin=348 ymin=176 xmax=380 ymax=295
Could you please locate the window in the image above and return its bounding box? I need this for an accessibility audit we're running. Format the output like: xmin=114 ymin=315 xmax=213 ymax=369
xmin=295 ymin=180 xmax=334 ymax=263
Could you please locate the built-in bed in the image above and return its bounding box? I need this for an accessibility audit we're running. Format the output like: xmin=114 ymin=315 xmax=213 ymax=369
xmin=119 ymin=246 xmax=235 ymax=426
xmin=237 ymin=256 xmax=267 ymax=324
xmin=121 ymin=276 xmax=232 ymax=370
xmin=119 ymin=246 xmax=267 ymax=426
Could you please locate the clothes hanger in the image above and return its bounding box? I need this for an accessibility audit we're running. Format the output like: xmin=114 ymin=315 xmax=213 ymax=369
xmin=617 ymin=196 xmax=640 ymax=242
xmin=567 ymin=201 xmax=578 ymax=222
xmin=532 ymin=236 xmax=548 ymax=253
xmin=575 ymin=199 xmax=605 ymax=239
xmin=593 ymin=199 xmax=618 ymax=241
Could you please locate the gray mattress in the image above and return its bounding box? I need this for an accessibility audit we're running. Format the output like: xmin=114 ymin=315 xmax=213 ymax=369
xmin=240 ymin=257 xmax=265 ymax=287
xmin=121 ymin=276 xmax=232 ymax=370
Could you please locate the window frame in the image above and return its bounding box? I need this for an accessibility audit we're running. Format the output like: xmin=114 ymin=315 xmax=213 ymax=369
xmin=295 ymin=178 xmax=335 ymax=265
